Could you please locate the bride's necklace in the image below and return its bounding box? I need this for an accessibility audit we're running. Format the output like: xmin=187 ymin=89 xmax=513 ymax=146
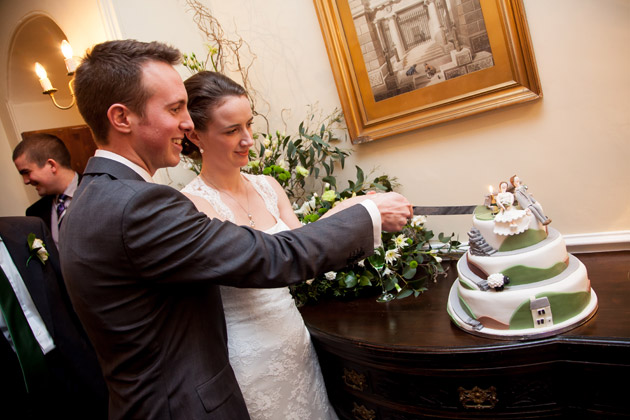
xmin=201 ymin=174 xmax=255 ymax=228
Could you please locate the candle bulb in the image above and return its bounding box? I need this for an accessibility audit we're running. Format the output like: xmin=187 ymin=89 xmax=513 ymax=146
xmin=34 ymin=62 xmax=54 ymax=92
xmin=61 ymin=40 xmax=77 ymax=74
xmin=484 ymin=185 xmax=494 ymax=207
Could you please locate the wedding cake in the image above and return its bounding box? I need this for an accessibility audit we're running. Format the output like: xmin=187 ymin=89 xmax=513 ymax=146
xmin=447 ymin=175 xmax=598 ymax=339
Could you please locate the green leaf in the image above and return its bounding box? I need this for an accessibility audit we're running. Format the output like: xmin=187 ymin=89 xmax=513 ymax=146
xmin=382 ymin=276 xmax=396 ymax=291
xmin=355 ymin=166 xmax=365 ymax=185
xmin=322 ymin=176 xmax=337 ymax=189
xmin=402 ymin=266 xmax=417 ymax=279
xmin=27 ymin=233 xmax=36 ymax=248
xmin=358 ymin=275 xmax=372 ymax=286
xmin=287 ymin=141 xmax=296 ymax=159
xmin=396 ymin=289 xmax=413 ymax=299
xmin=343 ymin=273 xmax=358 ymax=288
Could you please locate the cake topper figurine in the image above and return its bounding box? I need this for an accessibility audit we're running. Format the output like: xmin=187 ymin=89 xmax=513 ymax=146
xmin=492 ymin=181 xmax=530 ymax=236
xmin=510 ymin=175 xmax=551 ymax=226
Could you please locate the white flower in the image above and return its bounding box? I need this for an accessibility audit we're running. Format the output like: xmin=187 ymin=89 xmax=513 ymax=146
xmin=264 ymin=149 xmax=273 ymax=158
xmin=278 ymin=159 xmax=289 ymax=170
xmin=294 ymin=197 xmax=317 ymax=215
xmin=296 ymin=166 xmax=309 ymax=177
xmin=384 ymin=248 xmax=400 ymax=264
xmin=410 ymin=215 xmax=427 ymax=227
xmin=324 ymin=271 xmax=337 ymax=281
xmin=263 ymin=138 xmax=271 ymax=147
xmin=357 ymin=259 xmax=365 ymax=267
xmin=32 ymin=239 xmax=49 ymax=262
xmin=383 ymin=267 xmax=393 ymax=276
xmin=27 ymin=234 xmax=49 ymax=266
xmin=392 ymin=234 xmax=409 ymax=249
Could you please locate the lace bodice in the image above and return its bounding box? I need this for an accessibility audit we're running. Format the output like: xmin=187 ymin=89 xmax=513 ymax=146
xmin=181 ymin=174 xmax=338 ymax=420
xmin=182 ymin=173 xmax=281 ymax=226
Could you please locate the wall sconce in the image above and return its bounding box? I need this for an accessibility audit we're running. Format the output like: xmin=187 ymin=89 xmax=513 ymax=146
xmin=34 ymin=40 xmax=77 ymax=110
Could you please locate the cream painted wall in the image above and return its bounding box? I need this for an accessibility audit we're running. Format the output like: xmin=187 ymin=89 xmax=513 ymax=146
xmin=111 ymin=0 xmax=630 ymax=246
xmin=1 ymin=0 xmax=628 ymax=249
xmin=0 ymin=116 xmax=30 ymax=215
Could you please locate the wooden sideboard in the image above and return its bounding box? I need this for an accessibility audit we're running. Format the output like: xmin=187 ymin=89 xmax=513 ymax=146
xmin=300 ymin=251 xmax=630 ymax=419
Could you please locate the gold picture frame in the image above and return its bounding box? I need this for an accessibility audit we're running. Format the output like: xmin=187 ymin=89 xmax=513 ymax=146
xmin=313 ymin=0 xmax=542 ymax=144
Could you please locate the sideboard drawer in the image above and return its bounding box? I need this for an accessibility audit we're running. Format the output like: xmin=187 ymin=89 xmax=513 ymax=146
xmin=319 ymin=353 xmax=565 ymax=418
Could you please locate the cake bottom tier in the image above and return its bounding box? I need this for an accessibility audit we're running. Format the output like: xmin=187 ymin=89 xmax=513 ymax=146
xmin=447 ymin=254 xmax=598 ymax=340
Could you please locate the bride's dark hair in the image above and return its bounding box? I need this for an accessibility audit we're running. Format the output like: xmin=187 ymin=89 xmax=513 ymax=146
xmin=182 ymin=71 xmax=248 ymax=158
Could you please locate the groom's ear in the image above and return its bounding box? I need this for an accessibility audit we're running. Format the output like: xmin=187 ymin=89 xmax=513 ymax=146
xmin=107 ymin=103 xmax=132 ymax=134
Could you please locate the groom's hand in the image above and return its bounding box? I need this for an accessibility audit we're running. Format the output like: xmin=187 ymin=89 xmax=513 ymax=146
xmin=367 ymin=192 xmax=413 ymax=232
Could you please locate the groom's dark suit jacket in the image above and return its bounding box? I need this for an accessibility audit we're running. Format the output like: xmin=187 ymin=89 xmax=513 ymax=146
xmin=60 ymin=156 xmax=374 ymax=420
xmin=0 ymin=216 xmax=107 ymax=419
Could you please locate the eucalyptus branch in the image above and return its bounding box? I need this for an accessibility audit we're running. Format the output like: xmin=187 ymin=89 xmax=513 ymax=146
xmin=184 ymin=0 xmax=270 ymax=132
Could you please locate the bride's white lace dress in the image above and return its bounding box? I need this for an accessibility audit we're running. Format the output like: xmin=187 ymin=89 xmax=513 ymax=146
xmin=182 ymin=174 xmax=338 ymax=420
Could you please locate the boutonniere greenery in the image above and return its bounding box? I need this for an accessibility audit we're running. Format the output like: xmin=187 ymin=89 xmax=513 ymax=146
xmin=27 ymin=233 xmax=49 ymax=266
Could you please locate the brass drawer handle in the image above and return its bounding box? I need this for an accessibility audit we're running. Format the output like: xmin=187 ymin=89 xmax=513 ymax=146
xmin=352 ymin=402 xmax=376 ymax=420
xmin=343 ymin=368 xmax=366 ymax=392
xmin=458 ymin=385 xmax=498 ymax=409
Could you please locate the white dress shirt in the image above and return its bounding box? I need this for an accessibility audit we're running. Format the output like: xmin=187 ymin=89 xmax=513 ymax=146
xmin=0 ymin=236 xmax=55 ymax=354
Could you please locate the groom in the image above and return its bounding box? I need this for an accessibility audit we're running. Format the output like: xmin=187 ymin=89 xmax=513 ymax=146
xmin=60 ymin=39 xmax=412 ymax=419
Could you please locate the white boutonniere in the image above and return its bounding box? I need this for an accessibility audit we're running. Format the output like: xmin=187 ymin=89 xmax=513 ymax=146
xmin=26 ymin=233 xmax=49 ymax=266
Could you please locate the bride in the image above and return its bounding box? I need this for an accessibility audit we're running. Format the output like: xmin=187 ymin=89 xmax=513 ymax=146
xmin=181 ymin=71 xmax=339 ymax=419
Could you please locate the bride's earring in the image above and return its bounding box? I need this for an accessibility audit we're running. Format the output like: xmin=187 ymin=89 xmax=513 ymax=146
xmin=199 ymin=147 xmax=204 ymax=154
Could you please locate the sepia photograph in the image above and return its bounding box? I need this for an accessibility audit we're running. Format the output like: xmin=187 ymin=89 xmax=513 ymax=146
xmin=351 ymin=0 xmax=494 ymax=102
xmin=314 ymin=0 xmax=542 ymax=142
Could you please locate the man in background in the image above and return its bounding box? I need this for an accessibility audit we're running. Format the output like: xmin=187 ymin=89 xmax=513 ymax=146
xmin=0 ymin=216 xmax=107 ymax=419
xmin=13 ymin=134 xmax=79 ymax=247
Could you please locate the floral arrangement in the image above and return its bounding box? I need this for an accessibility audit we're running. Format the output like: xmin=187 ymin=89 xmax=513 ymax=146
xmin=240 ymin=111 xmax=462 ymax=306
xmin=26 ymin=233 xmax=49 ymax=266
xmin=180 ymin=0 xmax=462 ymax=306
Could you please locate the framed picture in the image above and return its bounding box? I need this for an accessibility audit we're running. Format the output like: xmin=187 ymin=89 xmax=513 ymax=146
xmin=313 ymin=0 xmax=542 ymax=144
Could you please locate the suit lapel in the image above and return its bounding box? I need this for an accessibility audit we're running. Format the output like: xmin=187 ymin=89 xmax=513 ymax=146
xmin=1 ymin=224 xmax=55 ymax=337
xmin=26 ymin=196 xmax=54 ymax=230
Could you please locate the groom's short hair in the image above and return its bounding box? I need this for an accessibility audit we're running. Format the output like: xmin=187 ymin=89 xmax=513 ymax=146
xmin=73 ymin=39 xmax=181 ymax=145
